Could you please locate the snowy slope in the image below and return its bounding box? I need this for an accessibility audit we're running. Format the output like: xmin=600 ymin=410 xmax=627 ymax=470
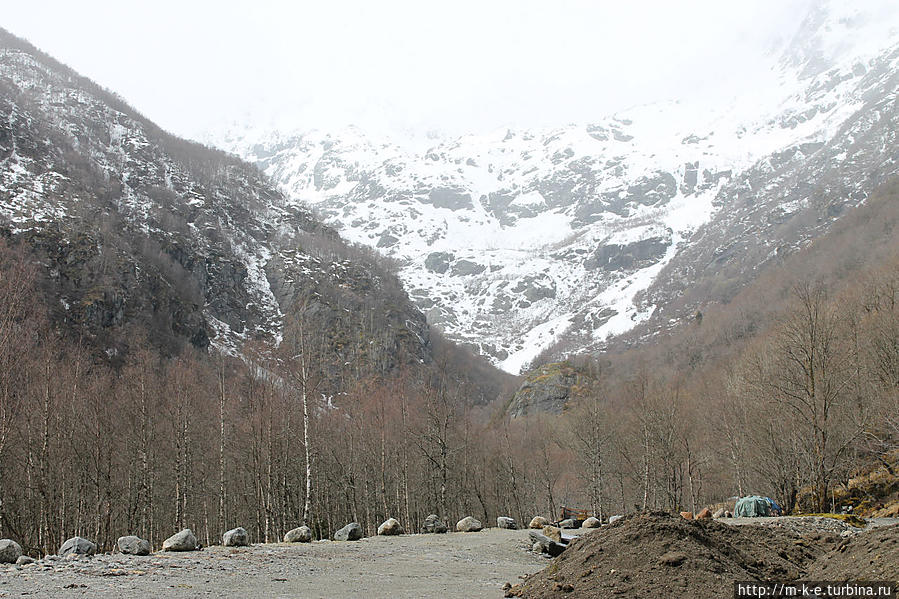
xmin=0 ymin=30 xmax=430 ymax=370
xmin=218 ymin=1 xmax=899 ymax=373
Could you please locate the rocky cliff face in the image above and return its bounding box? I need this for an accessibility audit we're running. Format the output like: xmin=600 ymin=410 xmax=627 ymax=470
xmin=507 ymin=361 xmax=587 ymax=418
xmin=0 ymin=28 xmax=429 ymax=373
xmin=218 ymin=1 xmax=899 ymax=373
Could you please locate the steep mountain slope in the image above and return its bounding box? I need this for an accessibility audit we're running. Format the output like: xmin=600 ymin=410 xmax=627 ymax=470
xmin=0 ymin=27 xmax=432 ymax=378
xmin=219 ymin=1 xmax=899 ymax=373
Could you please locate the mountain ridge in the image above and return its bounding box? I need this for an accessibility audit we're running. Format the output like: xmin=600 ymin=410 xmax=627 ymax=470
xmin=217 ymin=1 xmax=899 ymax=373
xmin=0 ymin=26 xmax=452 ymax=391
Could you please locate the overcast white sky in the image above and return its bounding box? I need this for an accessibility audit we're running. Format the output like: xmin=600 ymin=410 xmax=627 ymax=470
xmin=4 ymin=0 xmax=817 ymax=140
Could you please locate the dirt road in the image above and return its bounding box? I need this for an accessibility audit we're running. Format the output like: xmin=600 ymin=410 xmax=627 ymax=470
xmin=0 ymin=528 xmax=546 ymax=598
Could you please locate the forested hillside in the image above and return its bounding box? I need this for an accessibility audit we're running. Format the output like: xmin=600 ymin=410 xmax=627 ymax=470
xmin=1 ymin=16 xmax=898 ymax=562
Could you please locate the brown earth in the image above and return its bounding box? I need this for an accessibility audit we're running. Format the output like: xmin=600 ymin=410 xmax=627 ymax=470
xmin=509 ymin=512 xmax=899 ymax=599
xmin=807 ymin=526 xmax=899 ymax=582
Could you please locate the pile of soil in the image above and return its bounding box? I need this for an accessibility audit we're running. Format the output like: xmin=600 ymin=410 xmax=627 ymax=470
xmin=807 ymin=526 xmax=899 ymax=582
xmin=509 ymin=512 xmax=840 ymax=599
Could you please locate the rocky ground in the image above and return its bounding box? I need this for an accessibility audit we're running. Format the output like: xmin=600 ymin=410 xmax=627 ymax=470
xmin=3 ymin=517 xmax=897 ymax=598
xmin=0 ymin=528 xmax=545 ymax=599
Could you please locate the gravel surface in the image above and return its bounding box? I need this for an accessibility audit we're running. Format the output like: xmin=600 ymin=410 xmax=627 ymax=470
xmin=0 ymin=529 xmax=546 ymax=599
xmin=719 ymin=516 xmax=899 ymax=535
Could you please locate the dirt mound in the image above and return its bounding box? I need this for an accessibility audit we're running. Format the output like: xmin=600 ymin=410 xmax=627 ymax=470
xmin=806 ymin=525 xmax=899 ymax=582
xmin=510 ymin=512 xmax=835 ymax=599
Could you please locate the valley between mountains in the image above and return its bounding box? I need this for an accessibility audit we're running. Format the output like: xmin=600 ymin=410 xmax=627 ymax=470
xmin=1 ymin=2 xmax=899 ymax=597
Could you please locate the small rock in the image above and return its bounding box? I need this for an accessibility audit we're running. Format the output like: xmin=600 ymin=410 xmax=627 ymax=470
xmin=659 ymin=551 xmax=688 ymax=566
xmin=223 ymin=527 xmax=249 ymax=547
xmin=421 ymin=514 xmax=448 ymax=534
xmin=377 ymin=518 xmax=404 ymax=536
xmin=583 ymin=517 xmax=601 ymax=528
xmin=532 ymin=542 xmax=544 ymax=553
xmin=559 ymin=518 xmax=577 ymax=529
xmin=0 ymin=539 xmax=23 ymax=564
xmin=456 ymin=516 xmax=483 ymax=532
xmin=696 ymin=508 xmax=712 ymax=520
xmin=608 ymin=515 xmax=624 ymax=524
xmin=680 ymin=511 xmax=694 ymax=520
xmin=59 ymin=537 xmax=96 ymax=557
xmin=497 ymin=516 xmax=518 ymax=530
xmin=162 ymin=529 xmax=197 ymax=552
xmin=334 ymin=522 xmax=363 ymax=541
xmin=117 ymin=535 xmax=151 ymax=556
xmin=529 ymin=516 xmax=549 ymax=529
xmin=284 ymin=526 xmax=312 ymax=543
xmin=15 ymin=555 xmax=35 ymax=566
xmin=713 ymin=508 xmax=726 ymax=519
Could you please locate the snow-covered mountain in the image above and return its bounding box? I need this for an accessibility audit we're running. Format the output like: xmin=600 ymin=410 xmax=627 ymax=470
xmin=0 ymin=28 xmax=432 ymax=378
xmin=218 ymin=1 xmax=899 ymax=373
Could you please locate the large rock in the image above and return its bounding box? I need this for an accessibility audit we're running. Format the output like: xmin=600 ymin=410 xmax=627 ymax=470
xmin=223 ymin=527 xmax=249 ymax=547
xmin=456 ymin=516 xmax=483 ymax=532
xmin=528 ymin=530 xmax=566 ymax=557
xmin=559 ymin=518 xmax=578 ymax=529
xmin=680 ymin=511 xmax=694 ymax=520
xmin=713 ymin=508 xmax=727 ymax=519
xmin=542 ymin=525 xmax=562 ymax=543
xmin=162 ymin=529 xmax=197 ymax=552
xmin=0 ymin=539 xmax=22 ymax=563
xmin=496 ymin=516 xmax=518 ymax=530
xmin=421 ymin=514 xmax=448 ymax=534
xmin=284 ymin=526 xmax=312 ymax=543
xmin=586 ymin=236 xmax=670 ymax=272
xmin=608 ymin=515 xmax=624 ymax=525
xmin=696 ymin=508 xmax=712 ymax=520
xmin=529 ymin=516 xmax=549 ymax=529
xmin=377 ymin=518 xmax=404 ymax=536
xmin=15 ymin=555 xmax=35 ymax=566
xmin=582 ymin=517 xmax=601 ymax=528
xmin=334 ymin=522 xmax=363 ymax=541
xmin=59 ymin=537 xmax=96 ymax=557
xmin=116 ymin=535 xmax=150 ymax=556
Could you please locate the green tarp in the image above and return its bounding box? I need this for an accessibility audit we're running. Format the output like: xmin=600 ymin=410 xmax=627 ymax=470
xmin=734 ymin=496 xmax=771 ymax=517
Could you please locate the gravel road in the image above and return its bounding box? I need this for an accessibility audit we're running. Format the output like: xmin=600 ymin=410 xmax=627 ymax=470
xmin=0 ymin=528 xmax=546 ymax=598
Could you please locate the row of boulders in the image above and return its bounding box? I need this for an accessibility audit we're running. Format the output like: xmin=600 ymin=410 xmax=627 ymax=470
xmin=2 ymin=514 xmax=523 ymax=562
xmin=527 ymin=515 xmax=617 ymax=529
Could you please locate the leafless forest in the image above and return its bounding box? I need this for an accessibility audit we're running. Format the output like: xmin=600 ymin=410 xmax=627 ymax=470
xmin=0 ymin=180 xmax=898 ymax=557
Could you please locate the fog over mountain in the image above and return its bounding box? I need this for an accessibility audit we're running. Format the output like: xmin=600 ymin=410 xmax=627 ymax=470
xmin=4 ymin=0 xmax=836 ymax=138
xmin=216 ymin=1 xmax=899 ymax=372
